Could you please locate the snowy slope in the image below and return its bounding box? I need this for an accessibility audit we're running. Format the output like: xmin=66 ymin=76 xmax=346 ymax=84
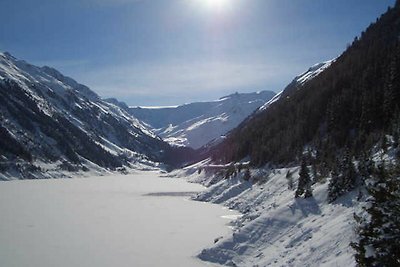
xmin=280 ymin=59 xmax=334 ymax=98
xmin=295 ymin=60 xmax=334 ymax=86
xmin=174 ymin=164 xmax=359 ymax=267
xmin=0 ymin=52 xmax=176 ymax=179
xmin=259 ymin=60 xmax=333 ymax=112
xmin=258 ymin=91 xmax=283 ymax=112
xmin=129 ymin=91 xmax=275 ymax=149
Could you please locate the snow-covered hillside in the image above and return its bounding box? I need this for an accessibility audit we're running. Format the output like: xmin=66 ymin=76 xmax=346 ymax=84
xmin=259 ymin=60 xmax=333 ymax=112
xmin=294 ymin=60 xmax=334 ymax=86
xmin=0 ymin=52 xmax=179 ymax=179
xmin=173 ymin=162 xmax=359 ymax=267
xmin=129 ymin=91 xmax=275 ymax=149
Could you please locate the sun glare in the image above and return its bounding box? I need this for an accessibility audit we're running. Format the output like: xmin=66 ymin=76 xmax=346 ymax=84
xmin=202 ymin=0 xmax=230 ymax=10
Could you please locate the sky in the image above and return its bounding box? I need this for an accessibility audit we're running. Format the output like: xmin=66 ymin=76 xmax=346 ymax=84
xmin=0 ymin=0 xmax=395 ymax=106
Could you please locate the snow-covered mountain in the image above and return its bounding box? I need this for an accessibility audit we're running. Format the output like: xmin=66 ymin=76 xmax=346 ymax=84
xmin=0 ymin=52 xmax=183 ymax=179
xmin=259 ymin=60 xmax=333 ymax=112
xmin=294 ymin=60 xmax=334 ymax=86
xmin=129 ymin=91 xmax=276 ymax=149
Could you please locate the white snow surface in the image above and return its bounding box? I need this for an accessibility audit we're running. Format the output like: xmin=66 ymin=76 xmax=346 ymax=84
xmin=295 ymin=60 xmax=334 ymax=86
xmin=258 ymin=91 xmax=283 ymax=111
xmin=129 ymin=91 xmax=276 ymax=149
xmin=0 ymin=171 xmax=239 ymax=267
xmin=172 ymin=163 xmax=359 ymax=267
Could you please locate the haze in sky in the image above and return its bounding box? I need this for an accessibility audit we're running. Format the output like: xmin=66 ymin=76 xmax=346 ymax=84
xmin=0 ymin=0 xmax=395 ymax=106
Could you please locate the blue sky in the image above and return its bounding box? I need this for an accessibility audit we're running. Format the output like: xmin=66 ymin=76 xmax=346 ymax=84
xmin=0 ymin=0 xmax=395 ymax=106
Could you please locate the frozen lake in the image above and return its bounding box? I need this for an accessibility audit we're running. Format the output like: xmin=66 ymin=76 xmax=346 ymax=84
xmin=0 ymin=172 xmax=238 ymax=267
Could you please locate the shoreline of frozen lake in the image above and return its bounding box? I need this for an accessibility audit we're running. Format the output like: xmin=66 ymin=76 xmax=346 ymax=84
xmin=0 ymin=171 xmax=239 ymax=267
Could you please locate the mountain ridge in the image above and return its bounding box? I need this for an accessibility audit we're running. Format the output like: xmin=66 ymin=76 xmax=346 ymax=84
xmin=129 ymin=90 xmax=276 ymax=149
xmin=209 ymin=4 xmax=400 ymax=166
xmin=0 ymin=52 xmax=188 ymax=179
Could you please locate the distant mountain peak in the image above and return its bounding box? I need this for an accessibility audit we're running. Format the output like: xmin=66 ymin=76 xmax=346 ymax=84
xmin=0 ymin=52 xmax=100 ymax=101
xmin=2 ymin=51 xmax=15 ymax=60
xmin=129 ymin=90 xmax=276 ymax=149
xmin=219 ymin=90 xmax=274 ymax=100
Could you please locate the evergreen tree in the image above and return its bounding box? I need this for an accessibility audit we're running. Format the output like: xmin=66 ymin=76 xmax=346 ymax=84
xmin=311 ymin=162 xmax=319 ymax=183
xmin=358 ymin=152 xmax=374 ymax=182
xmin=237 ymin=163 xmax=243 ymax=173
xmin=243 ymin=168 xmax=251 ymax=181
xmin=353 ymin=162 xmax=400 ymax=266
xmin=328 ymin=163 xmax=342 ymax=203
xmin=394 ymin=130 xmax=400 ymax=149
xmin=295 ymin=159 xmax=313 ymax=198
xmin=328 ymin=151 xmax=357 ymax=202
xmin=391 ymin=108 xmax=400 ymax=148
xmin=381 ymin=135 xmax=388 ymax=153
xmin=342 ymin=149 xmax=357 ymax=191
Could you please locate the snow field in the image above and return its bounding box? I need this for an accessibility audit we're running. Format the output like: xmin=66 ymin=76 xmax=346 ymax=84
xmin=0 ymin=172 xmax=239 ymax=267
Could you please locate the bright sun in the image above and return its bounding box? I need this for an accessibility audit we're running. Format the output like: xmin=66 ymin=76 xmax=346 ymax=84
xmin=202 ymin=0 xmax=229 ymax=10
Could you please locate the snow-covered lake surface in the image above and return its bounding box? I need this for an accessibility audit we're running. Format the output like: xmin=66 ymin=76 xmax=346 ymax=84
xmin=0 ymin=172 xmax=238 ymax=267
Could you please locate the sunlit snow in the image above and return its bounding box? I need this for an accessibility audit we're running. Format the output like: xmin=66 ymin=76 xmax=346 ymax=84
xmin=0 ymin=172 xmax=239 ymax=267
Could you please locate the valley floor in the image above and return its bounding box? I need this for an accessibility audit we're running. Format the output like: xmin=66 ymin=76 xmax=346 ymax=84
xmin=0 ymin=172 xmax=238 ymax=267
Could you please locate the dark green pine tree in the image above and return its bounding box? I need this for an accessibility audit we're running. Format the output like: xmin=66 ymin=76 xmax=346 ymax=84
xmin=328 ymin=163 xmax=342 ymax=203
xmin=358 ymin=152 xmax=374 ymax=182
xmin=394 ymin=130 xmax=400 ymax=149
xmin=342 ymin=149 xmax=357 ymax=192
xmin=391 ymin=108 xmax=400 ymax=148
xmin=295 ymin=159 xmax=313 ymax=198
xmin=328 ymin=151 xmax=357 ymax=202
xmin=382 ymin=54 xmax=398 ymax=125
xmin=243 ymin=168 xmax=251 ymax=181
xmin=353 ymin=162 xmax=400 ymax=266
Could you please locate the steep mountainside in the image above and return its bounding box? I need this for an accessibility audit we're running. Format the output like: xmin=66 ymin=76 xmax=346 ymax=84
xmin=192 ymin=3 xmax=400 ymax=266
xmin=129 ymin=91 xmax=275 ymax=149
xmin=0 ymin=52 xmax=186 ymax=179
xmin=258 ymin=60 xmax=333 ymax=113
xmin=210 ymin=3 xmax=400 ymax=167
xmin=258 ymin=60 xmax=333 ymax=112
xmin=195 ymin=60 xmax=334 ymax=162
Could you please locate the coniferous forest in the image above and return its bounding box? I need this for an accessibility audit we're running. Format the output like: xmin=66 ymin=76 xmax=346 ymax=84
xmin=211 ymin=2 xmax=400 ymax=168
xmin=208 ymin=2 xmax=400 ymax=265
